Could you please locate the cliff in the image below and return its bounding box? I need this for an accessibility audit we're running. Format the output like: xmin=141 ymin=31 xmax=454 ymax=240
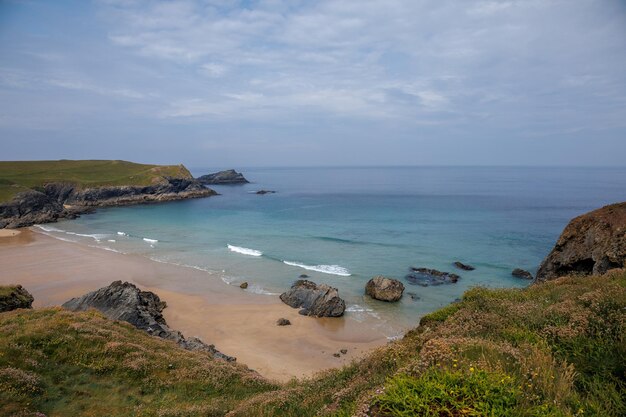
xmin=0 ymin=160 xmax=215 ymax=228
xmin=536 ymin=202 xmax=626 ymax=281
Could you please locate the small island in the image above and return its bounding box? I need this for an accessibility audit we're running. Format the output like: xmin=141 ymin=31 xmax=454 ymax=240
xmin=196 ymin=169 xmax=249 ymax=185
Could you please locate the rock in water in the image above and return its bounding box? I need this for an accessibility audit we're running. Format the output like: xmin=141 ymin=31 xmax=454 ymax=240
xmin=279 ymin=280 xmax=346 ymax=317
xmin=255 ymin=190 xmax=276 ymax=195
xmin=512 ymin=268 xmax=533 ymax=280
xmin=0 ymin=285 xmax=34 ymax=312
xmin=240 ymin=282 xmax=248 ymax=289
xmin=405 ymin=268 xmax=460 ymax=286
xmin=536 ymin=202 xmax=626 ymax=281
xmin=453 ymin=261 xmax=475 ymax=271
xmin=365 ymin=276 xmax=404 ymax=302
xmin=62 ymin=281 xmax=234 ymax=361
xmin=196 ymin=169 xmax=249 ymax=185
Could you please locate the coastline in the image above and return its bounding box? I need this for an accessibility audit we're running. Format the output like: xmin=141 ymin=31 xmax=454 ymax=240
xmin=0 ymin=229 xmax=389 ymax=382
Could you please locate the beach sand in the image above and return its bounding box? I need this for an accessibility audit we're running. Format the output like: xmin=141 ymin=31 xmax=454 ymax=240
xmin=0 ymin=229 xmax=389 ymax=382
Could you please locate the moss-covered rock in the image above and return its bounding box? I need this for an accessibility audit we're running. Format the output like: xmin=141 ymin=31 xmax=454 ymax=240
xmin=0 ymin=285 xmax=33 ymax=312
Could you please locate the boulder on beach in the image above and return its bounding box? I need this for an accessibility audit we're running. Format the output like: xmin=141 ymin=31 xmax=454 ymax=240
xmin=279 ymin=279 xmax=345 ymax=317
xmin=240 ymin=282 xmax=249 ymax=289
xmin=62 ymin=281 xmax=235 ymax=361
xmin=276 ymin=318 xmax=291 ymax=326
xmin=453 ymin=261 xmax=475 ymax=271
xmin=0 ymin=285 xmax=34 ymax=312
xmin=365 ymin=276 xmax=404 ymax=302
xmin=196 ymin=169 xmax=249 ymax=185
xmin=405 ymin=267 xmax=460 ymax=287
xmin=536 ymin=202 xmax=626 ymax=281
xmin=512 ymin=268 xmax=533 ymax=280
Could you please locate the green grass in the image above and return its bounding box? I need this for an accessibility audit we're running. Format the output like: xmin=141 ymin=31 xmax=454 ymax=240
xmin=1 ymin=271 xmax=625 ymax=416
xmin=0 ymin=160 xmax=194 ymax=203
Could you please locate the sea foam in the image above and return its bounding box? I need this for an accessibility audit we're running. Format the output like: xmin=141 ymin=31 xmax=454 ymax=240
xmin=227 ymin=244 xmax=262 ymax=257
xmin=282 ymin=261 xmax=351 ymax=276
xmin=143 ymin=238 xmax=158 ymax=243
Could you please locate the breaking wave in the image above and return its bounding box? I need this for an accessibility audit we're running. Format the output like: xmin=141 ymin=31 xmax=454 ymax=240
xmin=282 ymin=261 xmax=351 ymax=276
xmin=227 ymin=244 xmax=262 ymax=257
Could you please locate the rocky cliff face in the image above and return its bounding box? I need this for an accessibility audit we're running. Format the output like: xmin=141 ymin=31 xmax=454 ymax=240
xmin=63 ymin=281 xmax=234 ymax=361
xmin=536 ymin=202 xmax=626 ymax=281
xmin=0 ymin=285 xmax=34 ymax=312
xmin=0 ymin=177 xmax=215 ymax=228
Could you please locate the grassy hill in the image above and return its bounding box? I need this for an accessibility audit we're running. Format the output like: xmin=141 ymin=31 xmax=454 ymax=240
xmin=1 ymin=271 xmax=625 ymax=416
xmin=0 ymin=160 xmax=194 ymax=203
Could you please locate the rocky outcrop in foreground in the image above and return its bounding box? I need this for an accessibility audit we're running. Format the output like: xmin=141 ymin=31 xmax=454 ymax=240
xmin=62 ymin=281 xmax=234 ymax=361
xmin=405 ymin=267 xmax=460 ymax=286
xmin=512 ymin=268 xmax=533 ymax=280
xmin=280 ymin=280 xmax=345 ymax=317
xmin=0 ymin=285 xmax=34 ymax=312
xmin=0 ymin=178 xmax=214 ymax=229
xmin=365 ymin=276 xmax=404 ymax=302
xmin=197 ymin=169 xmax=249 ymax=185
xmin=536 ymin=202 xmax=626 ymax=282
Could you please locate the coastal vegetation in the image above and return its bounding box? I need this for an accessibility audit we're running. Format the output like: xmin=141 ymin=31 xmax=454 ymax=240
xmin=0 ymin=160 xmax=194 ymax=203
xmin=2 ymin=269 xmax=624 ymax=416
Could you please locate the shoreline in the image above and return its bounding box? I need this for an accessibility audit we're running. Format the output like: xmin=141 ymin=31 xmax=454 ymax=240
xmin=0 ymin=228 xmax=389 ymax=382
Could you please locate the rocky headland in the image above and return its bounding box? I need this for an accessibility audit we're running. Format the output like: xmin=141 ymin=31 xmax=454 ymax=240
xmin=536 ymin=202 xmax=626 ymax=281
xmin=197 ymin=169 xmax=249 ymax=185
xmin=0 ymin=163 xmax=215 ymax=229
xmin=62 ymin=280 xmax=234 ymax=361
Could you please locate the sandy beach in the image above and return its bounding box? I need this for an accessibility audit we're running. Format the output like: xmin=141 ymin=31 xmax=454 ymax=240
xmin=0 ymin=228 xmax=388 ymax=382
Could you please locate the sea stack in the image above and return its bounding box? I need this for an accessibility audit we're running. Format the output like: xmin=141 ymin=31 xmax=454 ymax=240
xmin=196 ymin=169 xmax=249 ymax=185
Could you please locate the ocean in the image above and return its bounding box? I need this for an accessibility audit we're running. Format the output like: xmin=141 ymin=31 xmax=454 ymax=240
xmin=34 ymin=166 xmax=626 ymax=336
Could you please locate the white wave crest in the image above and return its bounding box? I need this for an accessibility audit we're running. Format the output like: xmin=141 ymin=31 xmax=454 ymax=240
xmin=227 ymin=244 xmax=262 ymax=257
xmin=117 ymin=231 xmax=127 ymax=236
xmin=143 ymin=238 xmax=158 ymax=243
xmin=282 ymin=261 xmax=351 ymax=276
xmin=34 ymin=224 xmax=64 ymax=233
xmin=245 ymin=284 xmax=280 ymax=296
xmin=107 ymin=239 xmax=116 ymax=242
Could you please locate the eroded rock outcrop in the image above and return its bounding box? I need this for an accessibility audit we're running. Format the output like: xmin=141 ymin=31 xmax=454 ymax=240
xmin=279 ymin=280 xmax=345 ymax=317
xmin=536 ymin=202 xmax=626 ymax=282
xmin=365 ymin=276 xmax=404 ymax=302
xmin=512 ymin=268 xmax=533 ymax=280
xmin=405 ymin=267 xmax=460 ymax=286
xmin=0 ymin=178 xmax=214 ymax=229
xmin=62 ymin=281 xmax=234 ymax=361
xmin=453 ymin=261 xmax=475 ymax=271
xmin=197 ymin=169 xmax=249 ymax=185
xmin=0 ymin=285 xmax=34 ymax=312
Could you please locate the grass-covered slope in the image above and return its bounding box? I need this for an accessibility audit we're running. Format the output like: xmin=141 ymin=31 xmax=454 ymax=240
xmin=230 ymin=270 xmax=626 ymax=416
xmin=0 ymin=308 xmax=276 ymax=417
xmin=1 ymin=271 xmax=624 ymax=416
xmin=0 ymin=160 xmax=194 ymax=203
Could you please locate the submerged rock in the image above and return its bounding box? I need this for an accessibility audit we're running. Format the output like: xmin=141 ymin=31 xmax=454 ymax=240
xmin=365 ymin=276 xmax=404 ymax=302
xmin=276 ymin=318 xmax=291 ymax=326
xmin=405 ymin=268 xmax=460 ymax=287
xmin=536 ymin=202 xmax=626 ymax=281
xmin=255 ymin=190 xmax=276 ymax=195
xmin=0 ymin=285 xmax=34 ymax=312
xmin=512 ymin=268 xmax=533 ymax=280
xmin=197 ymin=169 xmax=249 ymax=185
xmin=62 ymin=281 xmax=234 ymax=361
xmin=453 ymin=261 xmax=475 ymax=271
xmin=279 ymin=279 xmax=346 ymax=317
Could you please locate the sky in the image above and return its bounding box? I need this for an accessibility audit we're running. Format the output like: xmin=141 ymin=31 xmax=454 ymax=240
xmin=1 ymin=0 xmax=625 ymax=167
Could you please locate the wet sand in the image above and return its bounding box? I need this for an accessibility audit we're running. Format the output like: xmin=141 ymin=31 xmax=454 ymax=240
xmin=0 ymin=229 xmax=388 ymax=382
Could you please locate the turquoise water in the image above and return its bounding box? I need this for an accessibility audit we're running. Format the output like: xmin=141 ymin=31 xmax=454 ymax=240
xmin=37 ymin=167 xmax=626 ymax=335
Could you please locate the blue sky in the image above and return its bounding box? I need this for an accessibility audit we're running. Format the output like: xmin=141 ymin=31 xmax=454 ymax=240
xmin=1 ymin=0 xmax=625 ymax=167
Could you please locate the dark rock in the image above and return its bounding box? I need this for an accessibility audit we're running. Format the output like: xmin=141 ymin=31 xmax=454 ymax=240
xmin=536 ymin=202 xmax=626 ymax=281
xmin=0 ymin=285 xmax=34 ymax=312
xmin=62 ymin=281 xmax=234 ymax=361
xmin=405 ymin=268 xmax=460 ymax=287
xmin=333 ymin=353 xmax=341 ymax=358
xmin=299 ymin=274 xmax=309 ymax=278
xmin=406 ymin=292 xmax=420 ymax=301
xmin=279 ymin=279 xmax=346 ymax=317
xmin=453 ymin=261 xmax=475 ymax=271
xmin=340 ymin=348 xmax=348 ymax=355
xmin=255 ymin=190 xmax=276 ymax=195
xmin=512 ymin=268 xmax=533 ymax=280
xmin=276 ymin=318 xmax=291 ymax=326
xmin=240 ymin=282 xmax=249 ymax=289
xmin=0 ymin=178 xmax=214 ymax=229
xmin=365 ymin=276 xmax=404 ymax=302
xmin=197 ymin=169 xmax=249 ymax=185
